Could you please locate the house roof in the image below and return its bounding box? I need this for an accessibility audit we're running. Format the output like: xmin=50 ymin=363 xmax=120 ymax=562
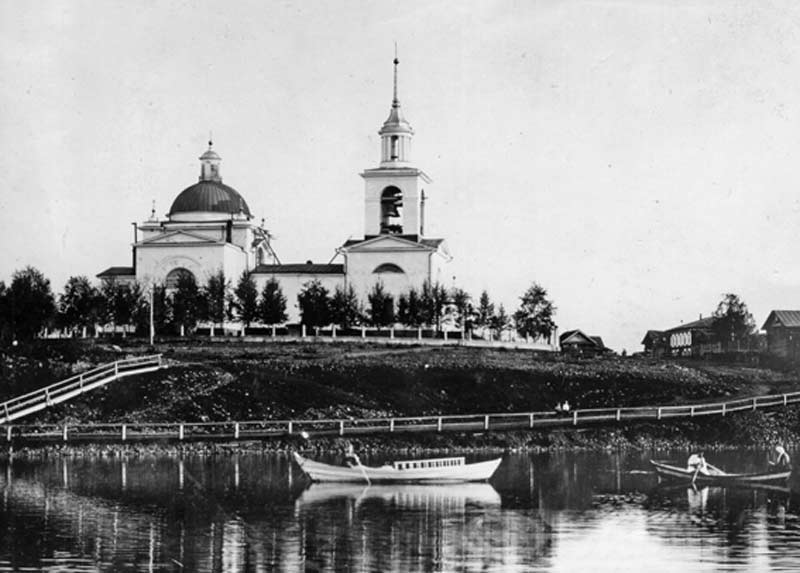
xmin=665 ymin=316 xmax=716 ymax=333
xmin=252 ymin=263 xmax=344 ymax=275
xmin=640 ymin=330 xmax=663 ymax=345
xmin=560 ymin=329 xmax=606 ymax=349
xmin=762 ymin=310 xmax=800 ymax=330
xmin=96 ymin=266 xmax=135 ymax=278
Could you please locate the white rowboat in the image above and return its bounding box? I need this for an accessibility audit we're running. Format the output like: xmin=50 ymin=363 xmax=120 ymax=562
xmin=650 ymin=460 xmax=791 ymax=484
xmin=293 ymin=452 xmax=502 ymax=483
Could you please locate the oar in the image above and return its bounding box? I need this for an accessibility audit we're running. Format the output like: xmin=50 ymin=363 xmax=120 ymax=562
xmin=353 ymin=454 xmax=371 ymax=486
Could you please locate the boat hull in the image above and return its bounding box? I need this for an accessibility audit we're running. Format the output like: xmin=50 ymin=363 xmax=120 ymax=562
xmin=650 ymin=460 xmax=791 ymax=484
xmin=293 ymin=453 xmax=502 ymax=483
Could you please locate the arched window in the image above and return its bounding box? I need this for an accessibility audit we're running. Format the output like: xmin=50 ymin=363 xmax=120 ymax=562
xmin=373 ymin=263 xmax=405 ymax=274
xmin=165 ymin=267 xmax=195 ymax=289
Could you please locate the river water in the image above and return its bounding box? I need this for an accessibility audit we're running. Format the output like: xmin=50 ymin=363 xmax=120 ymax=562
xmin=0 ymin=449 xmax=798 ymax=572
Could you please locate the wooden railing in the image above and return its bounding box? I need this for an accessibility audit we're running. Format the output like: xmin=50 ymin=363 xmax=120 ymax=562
xmin=3 ymin=386 xmax=800 ymax=445
xmin=0 ymin=355 xmax=163 ymax=425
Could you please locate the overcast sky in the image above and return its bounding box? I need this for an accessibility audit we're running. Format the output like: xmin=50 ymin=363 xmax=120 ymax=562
xmin=2 ymin=0 xmax=800 ymax=351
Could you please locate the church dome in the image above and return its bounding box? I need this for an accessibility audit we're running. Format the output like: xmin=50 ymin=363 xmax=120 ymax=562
xmin=169 ymin=180 xmax=252 ymax=217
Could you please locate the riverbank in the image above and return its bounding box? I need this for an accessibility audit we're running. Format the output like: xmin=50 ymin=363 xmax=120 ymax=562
xmin=3 ymin=339 xmax=800 ymax=454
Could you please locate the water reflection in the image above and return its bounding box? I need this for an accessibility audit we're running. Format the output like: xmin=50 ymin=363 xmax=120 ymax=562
xmin=0 ymin=451 xmax=799 ymax=571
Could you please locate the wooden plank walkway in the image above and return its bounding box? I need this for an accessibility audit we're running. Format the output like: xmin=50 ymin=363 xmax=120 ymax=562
xmin=3 ymin=385 xmax=799 ymax=445
xmin=0 ymin=355 xmax=163 ymax=425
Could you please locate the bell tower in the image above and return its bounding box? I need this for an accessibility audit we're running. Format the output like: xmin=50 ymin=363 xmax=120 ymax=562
xmin=361 ymin=54 xmax=431 ymax=238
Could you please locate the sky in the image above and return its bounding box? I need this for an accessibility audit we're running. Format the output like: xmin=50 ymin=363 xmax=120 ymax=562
xmin=2 ymin=0 xmax=800 ymax=352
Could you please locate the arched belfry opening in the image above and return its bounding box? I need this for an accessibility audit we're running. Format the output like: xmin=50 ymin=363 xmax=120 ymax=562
xmin=380 ymin=186 xmax=403 ymax=234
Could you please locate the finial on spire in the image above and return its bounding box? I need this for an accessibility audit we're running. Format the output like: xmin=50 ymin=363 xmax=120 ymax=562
xmin=208 ymin=130 xmax=213 ymax=149
xmin=392 ymin=43 xmax=400 ymax=107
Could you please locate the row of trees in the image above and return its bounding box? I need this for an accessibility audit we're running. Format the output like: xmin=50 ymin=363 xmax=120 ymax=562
xmin=0 ymin=266 xmax=558 ymax=343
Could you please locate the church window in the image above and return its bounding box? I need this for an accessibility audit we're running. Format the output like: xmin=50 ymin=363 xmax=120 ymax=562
xmin=373 ymin=263 xmax=404 ymax=274
xmin=166 ymin=267 xmax=195 ymax=289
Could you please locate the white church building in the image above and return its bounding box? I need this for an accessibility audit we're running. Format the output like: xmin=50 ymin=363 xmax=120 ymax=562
xmin=98 ymin=57 xmax=450 ymax=323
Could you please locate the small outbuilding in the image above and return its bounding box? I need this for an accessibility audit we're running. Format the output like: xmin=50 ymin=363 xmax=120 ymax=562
xmin=559 ymin=329 xmax=611 ymax=356
xmin=762 ymin=310 xmax=800 ymax=360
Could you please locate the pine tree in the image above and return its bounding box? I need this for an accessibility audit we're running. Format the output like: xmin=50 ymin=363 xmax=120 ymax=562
xmin=259 ymin=277 xmax=288 ymax=325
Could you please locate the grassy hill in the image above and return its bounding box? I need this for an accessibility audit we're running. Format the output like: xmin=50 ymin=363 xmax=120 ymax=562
xmin=4 ymin=339 xmax=800 ymax=449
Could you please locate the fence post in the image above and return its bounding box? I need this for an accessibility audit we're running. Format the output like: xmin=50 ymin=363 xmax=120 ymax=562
xmin=417 ymin=328 xmax=422 ymax=340
xmin=79 ymin=374 xmax=84 ymax=389
xmin=115 ymin=362 xmax=119 ymax=376
xmin=785 ymin=394 xmax=788 ymax=406
xmin=179 ymin=424 xmax=185 ymax=441
xmin=753 ymin=398 xmax=757 ymax=411
xmin=437 ymin=417 xmax=442 ymax=432
xmin=121 ymin=424 xmax=127 ymax=441
xmin=62 ymin=425 xmax=68 ymax=442
xmin=361 ymin=326 xmax=366 ymax=339
xmin=573 ymin=411 xmax=578 ymax=426
xmin=529 ymin=413 xmax=534 ymax=428
xmin=444 ymin=330 xmax=448 ymax=341
xmin=390 ymin=328 xmax=395 ymax=340
xmin=722 ymin=403 xmax=726 ymax=416
xmin=390 ymin=419 xmax=395 ymax=432
xmin=301 ymin=324 xmax=306 ymax=338
xmin=616 ymin=409 xmax=621 ymax=422
xmin=690 ymin=406 xmax=695 ymax=417
xmin=6 ymin=426 xmax=11 ymax=442
xmin=339 ymin=420 xmax=345 ymax=436
xmin=46 ymin=389 xmax=52 ymax=406
xmin=657 ymin=408 xmax=662 ymax=420
xmin=3 ymin=403 xmax=9 ymax=421
xmin=234 ymin=423 xmax=240 ymax=439
xmin=484 ymin=415 xmax=489 ymax=430
xmin=332 ymin=326 xmax=336 ymax=339
xmin=288 ymin=421 xmax=293 ymax=435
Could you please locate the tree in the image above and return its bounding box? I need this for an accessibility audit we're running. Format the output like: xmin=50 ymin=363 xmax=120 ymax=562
xmin=5 ymin=266 xmax=56 ymax=341
xmin=712 ymin=293 xmax=755 ymax=350
xmin=513 ymin=282 xmax=557 ymax=340
xmin=233 ymin=271 xmax=259 ymax=328
xmin=367 ymin=281 xmax=395 ymax=327
xmin=57 ymin=275 xmax=102 ymax=336
xmin=450 ymin=287 xmax=472 ymax=331
xmin=397 ymin=287 xmax=423 ymax=327
xmin=259 ymin=277 xmax=288 ymax=326
xmin=297 ymin=280 xmax=331 ymax=328
xmin=203 ymin=270 xmax=229 ymax=331
xmin=171 ymin=272 xmax=202 ymax=334
xmin=490 ymin=304 xmax=510 ymax=339
xmin=420 ymin=280 xmax=448 ymax=330
xmin=100 ymin=278 xmax=140 ymax=335
xmin=329 ymin=284 xmax=360 ymax=329
xmin=475 ymin=290 xmax=495 ymax=335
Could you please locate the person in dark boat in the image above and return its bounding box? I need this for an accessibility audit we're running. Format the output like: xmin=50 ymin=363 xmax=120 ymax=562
xmin=768 ymin=445 xmax=791 ymax=469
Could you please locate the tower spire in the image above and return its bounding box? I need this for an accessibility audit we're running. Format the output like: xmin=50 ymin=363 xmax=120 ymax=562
xmin=393 ymin=42 xmax=399 ymax=107
xmin=379 ymin=46 xmax=413 ymax=166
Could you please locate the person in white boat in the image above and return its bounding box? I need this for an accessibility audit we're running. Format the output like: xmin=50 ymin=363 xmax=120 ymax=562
xmin=344 ymin=442 xmax=362 ymax=467
xmin=687 ymin=452 xmax=709 ymax=476
xmin=768 ymin=445 xmax=791 ymax=468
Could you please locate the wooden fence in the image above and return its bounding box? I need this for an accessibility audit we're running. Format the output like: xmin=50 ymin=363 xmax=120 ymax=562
xmin=0 ymin=355 xmax=163 ymax=425
xmin=4 ymin=387 xmax=800 ymax=445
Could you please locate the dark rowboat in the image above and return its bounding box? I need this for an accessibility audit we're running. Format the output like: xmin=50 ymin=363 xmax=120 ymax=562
xmin=650 ymin=460 xmax=791 ymax=484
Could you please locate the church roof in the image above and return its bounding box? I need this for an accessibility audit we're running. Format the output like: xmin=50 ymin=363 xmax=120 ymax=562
xmin=169 ymin=180 xmax=252 ymax=217
xmin=96 ymin=266 xmax=135 ymax=278
xmin=253 ymin=263 xmax=344 ymax=275
xmin=341 ymin=235 xmax=443 ymax=249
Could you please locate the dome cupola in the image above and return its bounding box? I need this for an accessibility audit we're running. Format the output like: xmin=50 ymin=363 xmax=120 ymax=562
xmin=168 ymin=142 xmax=252 ymax=219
